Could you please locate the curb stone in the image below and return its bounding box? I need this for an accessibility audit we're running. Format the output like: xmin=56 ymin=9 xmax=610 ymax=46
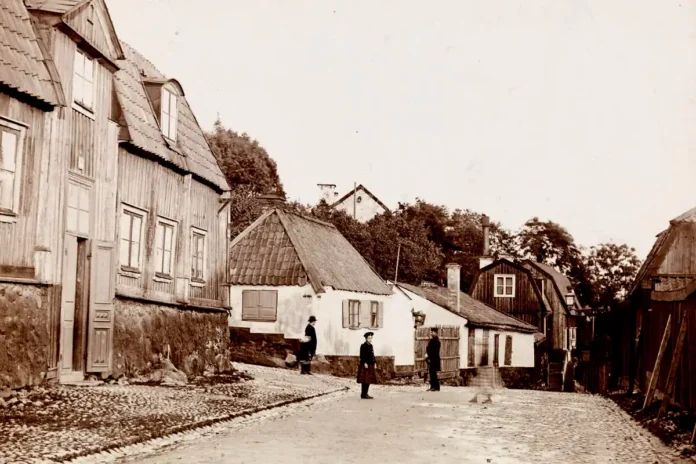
xmin=57 ymin=386 xmax=349 ymax=464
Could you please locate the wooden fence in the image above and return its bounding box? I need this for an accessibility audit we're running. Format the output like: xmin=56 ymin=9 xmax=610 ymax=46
xmin=415 ymin=326 xmax=460 ymax=379
xmin=577 ymin=360 xmax=611 ymax=394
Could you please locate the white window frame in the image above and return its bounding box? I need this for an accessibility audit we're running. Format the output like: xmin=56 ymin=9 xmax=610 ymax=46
xmin=494 ymin=274 xmax=516 ymax=298
xmin=348 ymin=300 xmax=360 ymax=329
xmin=190 ymin=227 xmax=207 ymax=285
xmin=65 ymin=177 xmax=92 ymax=237
xmin=119 ymin=203 xmax=147 ymax=272
xmin=0 ymin=116 xmax=27 ymax=221
xmin=160 ymin=87 xmax=178 ymax=141
xmin=73 ymin=49 xmax=95 ymax=112
xmin=154 ymin=216 xmax=177 ymax=279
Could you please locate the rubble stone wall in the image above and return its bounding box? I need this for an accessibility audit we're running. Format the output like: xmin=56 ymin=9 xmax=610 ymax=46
xmin=113 ymin=299 xmax=229 ymax=378
xmin=0 ymin=283 xmax=50 ymax=389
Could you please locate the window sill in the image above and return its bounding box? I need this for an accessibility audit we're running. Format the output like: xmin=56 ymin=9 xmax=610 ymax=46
xmin=494 ymin=294 xmax=516 ymax=298
xmin=0 ymin=211 xmax=17 ymax=224
xmin=119 ymin=267 xmax=141 ymax=279
xmin=72 ymin=101 xmax=96 ymax=120
xmin=190 ymin=279 xmax=206 ymax=287
xmin=153 ymin=274 xmax=174 ymax=283
xmin=241 ymin=319 xmax=278 ymax=323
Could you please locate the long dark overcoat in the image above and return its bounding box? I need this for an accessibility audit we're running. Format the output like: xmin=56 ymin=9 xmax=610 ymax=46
xmin=298 ymin=323 xmax=317 ymax=362
xmin=356 ymin=342 xmax=377 ymax=385
xmin=426 ymin=336 xmax=441 ymax=372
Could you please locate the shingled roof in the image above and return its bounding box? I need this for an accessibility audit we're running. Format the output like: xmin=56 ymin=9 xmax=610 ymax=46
xmin=228 ymin=209 xmax=392 ymax=295
xmin=0 ymin=0 xmax=58 ymax=108
xmin=397 ymin=282 xmax=538 ymax=333
xmin=114 ymin=42 xmax=228 ymax=191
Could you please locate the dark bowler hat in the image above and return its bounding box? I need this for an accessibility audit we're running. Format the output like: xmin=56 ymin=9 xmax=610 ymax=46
xmin=431 ymin=327 xmax=439 ymax=333
xmin=364 ymin=331 xmax=374 ymax=338
xmin=308 ymin=316 xmax=317 ymax=323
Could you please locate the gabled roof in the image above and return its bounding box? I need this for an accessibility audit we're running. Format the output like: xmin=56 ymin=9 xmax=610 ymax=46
xmin=521 ymin=260 xmax=578 ymax=313
xmin=0 ymin=0 xmax=58 ymax=108
xmin=228 ymin=209 xmax=392 ymax=295
xmin=114 ymin=42 xmax=228 ymax=191
xmin=24 ymin=0 xmax=84 ymax=15
xmin=397 ymin=282 xmax=538 ymax=333
xmin=332 ymin=184 xmax=389 ymax=212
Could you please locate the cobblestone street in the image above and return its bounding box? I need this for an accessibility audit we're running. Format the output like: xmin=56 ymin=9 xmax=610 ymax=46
xmin=125 ymin=385 xmax=690 ymax=464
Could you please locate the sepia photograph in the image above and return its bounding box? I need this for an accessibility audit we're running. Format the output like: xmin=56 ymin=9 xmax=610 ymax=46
xmin=0 ymin=0 xmax=695 ymax=462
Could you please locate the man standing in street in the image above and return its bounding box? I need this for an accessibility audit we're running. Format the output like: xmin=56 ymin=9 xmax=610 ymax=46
xmin=299 ymin=316 xmax=318 ymax=375
xmin=425 ymin=327 xmax=441 ymax=391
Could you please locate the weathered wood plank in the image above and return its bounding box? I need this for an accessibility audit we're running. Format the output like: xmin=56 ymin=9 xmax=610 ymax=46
xmin=0 ymin=265 xmax=35 ymax=278
xmin=658 ymin=311 xmax=688 ymax=418
xmin=642 ymin=315 xmax=671 ymax=411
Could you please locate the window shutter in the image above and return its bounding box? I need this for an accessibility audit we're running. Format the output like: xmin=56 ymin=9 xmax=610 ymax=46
xmin=468 ymin=329 xmax=476 ymax=367
xmin=342 ymin=300 xmax=349 ymax=328
xmin=242 ymin=290 xmax=260 ymax=321
xmin=259 ymin=290 xmax=277 ymax=321
xmin=359 ymin=301 xmax=371 ymax=328
xmin=377 ymin=302 xmax=384 ymax=328
xmin=504 ymin=335 xmax=513 ymax=366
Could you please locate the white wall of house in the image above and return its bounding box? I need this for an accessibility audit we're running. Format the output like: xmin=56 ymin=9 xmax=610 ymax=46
xmin=229 ymin=285 xmax=414 ymax=366
xmin=400 ymin=287 xmax=469 ymax=370
xmin=470 ymin=328 xmax=535 ymax=368
xmin=334 ymin=191 xmax=386 ymax=223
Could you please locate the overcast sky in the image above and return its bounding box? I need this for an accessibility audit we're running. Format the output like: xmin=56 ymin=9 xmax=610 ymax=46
xmin=107 ymin=0 xmax=696 ymax=260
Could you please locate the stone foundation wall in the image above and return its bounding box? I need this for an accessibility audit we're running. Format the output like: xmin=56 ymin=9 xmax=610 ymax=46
xmin=113 ymin=299 xmax=229 ymax=378
xmin=229 ymin=327 xmax=302 ymax=368
xmin=0 ymin=283 xmax=50 ymax=389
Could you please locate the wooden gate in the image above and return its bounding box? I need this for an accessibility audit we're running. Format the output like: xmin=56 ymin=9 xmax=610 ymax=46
xmin=415 ymin=326 xmax=460 ymax=379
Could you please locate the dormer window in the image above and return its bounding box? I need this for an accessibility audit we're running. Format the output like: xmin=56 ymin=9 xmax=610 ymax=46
xmin=160 ymin=87 xmax=178 ymax=141
xmin=73 ymin=49 xmax=94 ymax=110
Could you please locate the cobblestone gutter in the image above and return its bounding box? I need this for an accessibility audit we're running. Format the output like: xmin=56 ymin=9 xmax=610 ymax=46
xmin=0 ymin=364 xmax=350 ymax=464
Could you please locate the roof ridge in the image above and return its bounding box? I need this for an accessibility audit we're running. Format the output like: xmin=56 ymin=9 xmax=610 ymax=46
xmin=277 ymin=208 xmax=337 ymax=229
xmin=119 ymin=40 xmax=166 ymax=79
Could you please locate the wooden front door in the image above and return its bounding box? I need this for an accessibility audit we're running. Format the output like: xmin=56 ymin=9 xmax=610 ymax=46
xmin=86 ymin=240 xmax=116 ymax=373
xmin=60 ymin=235 xmax=85 ymax=381
xmin=493 ymin=334 xmax=500 ymax=366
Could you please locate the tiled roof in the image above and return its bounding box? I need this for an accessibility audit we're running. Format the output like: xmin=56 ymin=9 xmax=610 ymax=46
xmin=397 ymin=282 xmax=538 ymax=333
xmin=24 ymin=0 xmax=83 ymax=14
xmin=0 ymin=0 xmax=58 ymax=107
xmin=229 ymin=209 xmax=392 ymax=295
xmin=114 ymin=42 xmax=228 ymax=191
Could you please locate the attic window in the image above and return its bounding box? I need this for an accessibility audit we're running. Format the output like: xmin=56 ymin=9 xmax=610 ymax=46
xmin=73 ymin=49 xmax=94 ymax=110
xmin=494 ymin=274 xmax=515 ymax=298
xmin=160 ymin=87 xmax=178 ymax=141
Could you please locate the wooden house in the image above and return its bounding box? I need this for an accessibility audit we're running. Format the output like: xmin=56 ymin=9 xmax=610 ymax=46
xmin=393 ymin=263 xmax=538 ymax=381
xmin=618 ymin=207 xmax=696 ymax=414
xmin=227 ymin=200 xmax=413 ymax=379
xmin=0 ymin=0 xmax=230 ymax=389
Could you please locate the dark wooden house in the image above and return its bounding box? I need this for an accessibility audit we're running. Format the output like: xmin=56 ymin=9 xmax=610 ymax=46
xmin=618 ymin=207 xmax=696 ymax=414
xmin=0 ymin=0 xmax=231 ymax=389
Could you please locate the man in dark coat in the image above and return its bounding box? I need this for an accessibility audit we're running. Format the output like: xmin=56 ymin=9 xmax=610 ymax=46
xmin=299 ymin=316 xmax=317 ymax=375
xmin=357 ymin=332 xmax=377 ymax=399
xmin=425 ymin=327 xmax=441 ymax=391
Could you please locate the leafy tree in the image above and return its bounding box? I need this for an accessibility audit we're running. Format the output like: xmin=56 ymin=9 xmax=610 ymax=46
xmin=310 ymin=201 xmax=374 ymax=265
xmin=585 ymin=243 xmax=642 ymax=307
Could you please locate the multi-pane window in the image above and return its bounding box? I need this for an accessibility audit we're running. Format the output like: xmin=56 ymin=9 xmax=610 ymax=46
xmin=73 ymin=50 xmax=94 ymax=110
xmin=160 ymin=88 xmax=177 ymax=141
xmin=120 ymin=205 xmax=145 ymax=270
xmin=155 ymin=218 xmax=176 ymax=276
xmin=342 ymin=300 xmax=382 ymax=329
xmin=370 ymin=301 xmax=379 ymax=328
xmin=348 ymin=300 xmax=360 ymax=328
xmin=494 ymin=274 xmax=515 ymax=297
xmin=191 ymin=229 xmax=206 ymax=281
xmin=0 ymin=120 xmax=24 ymax=214
xmin=66 ymin=181 xmax=90 ymax=236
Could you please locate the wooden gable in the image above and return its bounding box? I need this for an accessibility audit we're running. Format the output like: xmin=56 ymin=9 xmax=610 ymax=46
xmin=62 ymin=0 xmax=124 ymax=64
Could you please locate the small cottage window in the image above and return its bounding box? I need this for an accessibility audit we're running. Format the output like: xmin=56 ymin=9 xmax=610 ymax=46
xmin=370 ymin=301 xmax=379 ymax=327
xmin=73 ymin=49 xmax=94 ymax=110
xmin=494 ymin=274 xmax=515 ymax=297
xmin=66 ymin=180 xmax=91 ymax=236
xmin=242 ymin=290 xmax=278 ymax=322
xmin=155 ymin=217 xmax=176 ymax=277
xmin=349 ymin=300 xmax=360 ymax=328
xmin=191 ymin=228 xmax=206 ymax=283
xmin=119 ymin=204 xmax=146 ymax=271
xmin=160 ymin=87 xmax=178 ymax=141
xmin=0 ymin=117 xmax=26 ymax=217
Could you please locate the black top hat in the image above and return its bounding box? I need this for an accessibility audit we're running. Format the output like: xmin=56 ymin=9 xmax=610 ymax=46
xmin=364 ymin=331 xmax=374 ymax=338
xmin=308 ymin=316 xmax=317 ymax=323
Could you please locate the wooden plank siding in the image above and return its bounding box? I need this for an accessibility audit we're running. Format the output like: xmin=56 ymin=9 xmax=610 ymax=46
xmin=656 ymin=223 xmax=696 ymax=275
xmin=0 ymin=94 xmax=50 ymax=272
xmin=470 ymin=261 xmax=543 ymax=329
xmin=638 ymin=298 xmax=696 ymax=413
xmin=116 ymin=148 xmax=225 ymax=309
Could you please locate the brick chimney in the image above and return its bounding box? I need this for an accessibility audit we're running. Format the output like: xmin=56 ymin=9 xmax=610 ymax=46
xmin=480 ymin=214 xmax=493 ymax=269
xmin=446 ymin=263 xmax=461 ymax=312
xmin=257 ymin=194 xmax=286 ymax=213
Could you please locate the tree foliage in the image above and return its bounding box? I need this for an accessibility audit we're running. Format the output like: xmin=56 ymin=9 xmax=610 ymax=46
xmin=585 ymin=243 xmax=642 ymax=307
